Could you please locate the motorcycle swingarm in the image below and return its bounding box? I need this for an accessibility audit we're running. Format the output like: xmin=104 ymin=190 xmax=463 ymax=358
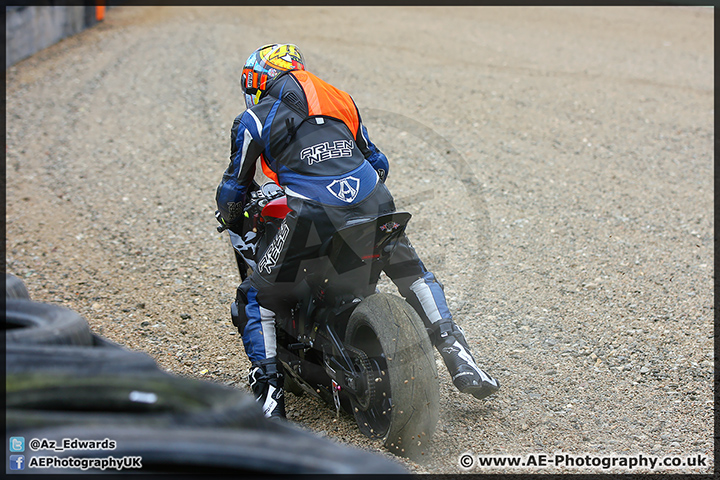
xmin=320 ymin=323 xmax=367 ymax=402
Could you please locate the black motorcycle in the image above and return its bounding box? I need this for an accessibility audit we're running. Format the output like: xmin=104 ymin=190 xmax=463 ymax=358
xmin=218 ymin=182 xmax=439 ymax=460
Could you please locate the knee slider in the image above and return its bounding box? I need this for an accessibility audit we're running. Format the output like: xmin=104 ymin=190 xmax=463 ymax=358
xmin=231 ymin=285 xmax=251 ymax=334
xmin=230 ymin=301 xmax=249 ymax=334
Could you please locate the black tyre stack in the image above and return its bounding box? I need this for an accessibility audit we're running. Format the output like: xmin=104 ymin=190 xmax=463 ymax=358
xmin=4 ymin=273 xmax=408 ymax=475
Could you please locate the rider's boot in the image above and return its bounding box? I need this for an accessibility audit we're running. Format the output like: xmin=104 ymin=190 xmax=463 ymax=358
xmin=248 ymin=358 xmax=286 ymax=419
xmin=432 ymin=321 xmax=500 ymax=400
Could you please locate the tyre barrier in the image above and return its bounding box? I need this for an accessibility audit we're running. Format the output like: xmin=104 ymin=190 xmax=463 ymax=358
xmin=8 ymin=424 xmax=409 ymax=475
xmin=6 ymin=273 xmax=31 ymax=299
xmin=5 ymin=343 xmax=167 ymax=377
xmin=4 ymin=276 xmax=408 ymax=474
xmin=5 ymin=299 xmax=94 ymax=347
xmin=6 ymin=371 xmax=267 ymax=432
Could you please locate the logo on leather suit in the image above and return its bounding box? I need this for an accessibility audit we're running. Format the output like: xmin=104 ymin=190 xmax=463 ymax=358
xmin=300 ymin=140 xmax=354 ymax=166
xmin=227 ymin=201 xmax=244 ymax=220
xmin=257 ymin=221 xmax=290 ymax=274
xmin=380 ymin=221 xmax=400 ymax=232
xmin=326 ymin=176 xmax=360 ymax=203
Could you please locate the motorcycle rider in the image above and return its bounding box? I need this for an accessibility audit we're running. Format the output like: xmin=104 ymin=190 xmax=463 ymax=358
xmin=216 ymin=44 xmax=500 ymax=418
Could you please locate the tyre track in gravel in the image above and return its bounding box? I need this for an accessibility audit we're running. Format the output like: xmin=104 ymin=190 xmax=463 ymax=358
xmin=5 ymin=6 xmax=714 ymax=474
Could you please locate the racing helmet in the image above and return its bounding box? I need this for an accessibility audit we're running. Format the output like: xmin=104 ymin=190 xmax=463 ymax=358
xmin=241 ymin=44 xmax=305 ymax=108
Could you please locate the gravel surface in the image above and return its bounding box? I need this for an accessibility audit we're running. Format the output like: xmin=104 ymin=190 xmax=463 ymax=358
xmin=5 ymin=6 xmax=714 ymax=475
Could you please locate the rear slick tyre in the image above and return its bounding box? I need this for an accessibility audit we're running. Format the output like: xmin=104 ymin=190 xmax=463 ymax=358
xmin=345 ymin=293 xmax=439 ymax=461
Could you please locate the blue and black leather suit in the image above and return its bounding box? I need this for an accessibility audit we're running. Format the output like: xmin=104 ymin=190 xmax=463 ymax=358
xmin=216 ymin=69 xmax=454 ymax=364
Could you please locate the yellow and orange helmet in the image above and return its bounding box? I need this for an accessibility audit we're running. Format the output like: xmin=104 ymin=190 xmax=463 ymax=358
xmin=241 ymin=44 xmax=305 ymax=108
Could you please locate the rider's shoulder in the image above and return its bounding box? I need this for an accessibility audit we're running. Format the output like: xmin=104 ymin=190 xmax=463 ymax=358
xmin=238 ymin=103 xmax=269 ymax=127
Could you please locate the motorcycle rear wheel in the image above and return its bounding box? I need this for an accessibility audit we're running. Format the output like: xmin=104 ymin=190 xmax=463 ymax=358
xmin=345 ymin=293 xmax=439 ymax=460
